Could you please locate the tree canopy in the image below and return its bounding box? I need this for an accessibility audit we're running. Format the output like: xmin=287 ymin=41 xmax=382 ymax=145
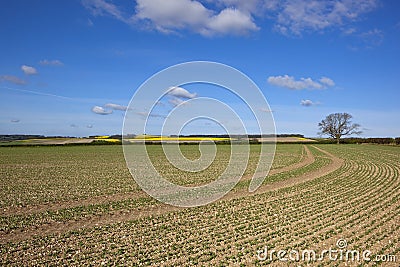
xmin=318 ymin=113 xmax=362 ymax=144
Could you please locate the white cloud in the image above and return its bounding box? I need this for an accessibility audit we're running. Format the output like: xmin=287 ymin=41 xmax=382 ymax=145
xmin=268 ymin=75 xmax=335 ymax=90
xmin=91 ymin=103 xmax=128 ymax=115
xmin=167 ymin=86 xmax=197 ymax=98
xmin=83 ymin=0 xmax=259 ymax=36
xmin=319 ymin=76 xmax=335 ymax=87
xmin=91 ymin=106 xmax=113 ymax=115
xmin=272 ymin=0 xmax=378 ymax=35
xmin=82 ymin=0 xmax=125 ymax=21
xmin=104 ymin=103 xmax=129 ymax=111
xmin=82 ymin=0 xmax=378 ymax=37
xmin=21 ymin=65 xmax=38 ymax=75
xmin=0 ymin=75 xmax=26 ymax=85
xmin=346 ymin=28 xmax=384 ymax=50
xmin=205 ymin=8 xmax=259 ymax=35
xmin=135 ymin=0 xmax=211 ymax=33
xmin=300 ymin=99 xmax=314 ymax=106
xmin=39 ymin=59 xmax=64 ymax=66
xmin=343 ymin=27 xmax=357 ymax=35
xmin=136 ymin=0 xmax=258 ymax=36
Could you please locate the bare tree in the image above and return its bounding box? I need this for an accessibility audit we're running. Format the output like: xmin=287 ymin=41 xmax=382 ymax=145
xmin=318 ymin=113 xmax=362 ymax=144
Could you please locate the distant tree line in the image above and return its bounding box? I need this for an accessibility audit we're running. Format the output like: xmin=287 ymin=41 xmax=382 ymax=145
xmin=0 ymin=135 xmax=45 ymax=141
xmin=179 ymin=134 xmax=305 ymax=138
xmin=0 ymin=135 xmax=78 ymax=141
xmin=319 ymin=137 xmax=400 ymax=145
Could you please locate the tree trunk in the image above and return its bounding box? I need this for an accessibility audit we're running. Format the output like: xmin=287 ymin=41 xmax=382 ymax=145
xmin=336 ymin=138 xmax=340 ymax=144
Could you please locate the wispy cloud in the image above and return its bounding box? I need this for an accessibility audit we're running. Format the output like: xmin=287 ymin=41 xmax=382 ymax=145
xmin=104 ymin=103 xmax=129 ymax=111
xmin=271 ymin=0 xmax=378 ymax=35
xmin=21 ymin=65 xmax=38 ymax=75
xmin=91 ymin=105 xmax=113 ymax=115
xmin=346 ymin=28 xmax=384 ymax=50
xmin=0 ymin=86 xmax=77 ymax=100
xmin=319 ymin=76 xmax=335 ymax=87
xmin=260 ymin=107 xmax=273 ymax=113
xmin=136 ymin=111 xmax=166 ymax=118
xmin=91 ymin=103 xmax=128 ymax=115
xmin=268 ymin=75 xmax=335 ymax=90
xmin=82 ymin=0 xmax=378 ymax=37
xmin=0 ymin=75 xmax=26 ymax=85
xmin=39 ymin=59 xmax=64 ymax=66
xmin=343 ymin=27 xmax=357 ymax=35
xmin=82 ymin=0 xmax=124 ymax=19
xmin=87 ymin=18 xmax=94 ymax=27
xmin=359 ymin=28 xmax=384 ymax=47
xmin=168 ymin=97 xmax=188 ymax=107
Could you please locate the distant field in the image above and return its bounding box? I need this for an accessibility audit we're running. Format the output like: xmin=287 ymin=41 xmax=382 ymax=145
xmin=0 ymin=144 xmax=399 ymax=265
xmin=0 ymin=136 xmax=316 ymax=146
xmin=0 ymin=138 xmax=96 ymax=146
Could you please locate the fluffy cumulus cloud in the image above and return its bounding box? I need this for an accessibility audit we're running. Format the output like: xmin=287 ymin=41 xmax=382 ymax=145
xmin=91 ymin=106 xmax=113 ymax=115
xmin=205 ymin=8 xmax=259 ymax=35
xmin=0 ymin=75 xmax=26 ymax=85
xmin=268 ymin=75 xmax=335 ymax=90
xmin=300 ymin=99 xmax=315 ymax=106
xmin=165 ymin=86 xmax=197 ymax=107
xmin=39 ymin=59 xmax=64 ymax=66
xmin=167 ymin=86 xmax=197 ymax=99
xmin=82 ymin=0 xmax=378 ymax=36
xmin=21 ymin=65 xmax=38 ymax=75
xmin=135 ymin=0 xmax=259 ymax=36
xmin=135 ymin=0 xmax=210 ymax=32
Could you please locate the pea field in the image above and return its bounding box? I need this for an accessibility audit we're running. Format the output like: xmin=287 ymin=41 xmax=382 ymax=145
xmin=0 ymin=144 xmax=399 ymax=266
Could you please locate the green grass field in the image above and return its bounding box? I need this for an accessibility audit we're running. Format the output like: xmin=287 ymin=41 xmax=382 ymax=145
xmin=0 ymin=144 xmax=399 ymax=265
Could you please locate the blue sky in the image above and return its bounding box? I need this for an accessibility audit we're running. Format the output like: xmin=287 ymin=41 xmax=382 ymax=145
xmin=0 ymin=0 xmax=399 ymax=137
